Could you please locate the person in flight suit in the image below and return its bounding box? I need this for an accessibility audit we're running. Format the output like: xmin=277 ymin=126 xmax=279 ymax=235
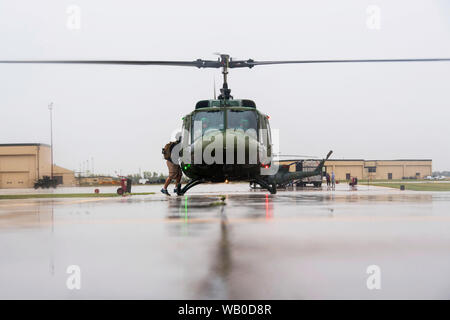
xmin=161 ymin=134 xmax=182 ymax=196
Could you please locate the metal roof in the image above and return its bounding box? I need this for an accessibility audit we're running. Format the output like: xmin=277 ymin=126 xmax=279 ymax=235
xmin=0 ymin=143 xmax=51 ymax=147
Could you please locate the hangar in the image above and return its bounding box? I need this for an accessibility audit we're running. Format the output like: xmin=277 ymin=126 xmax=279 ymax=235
xmin=276 ymin=158 xmax=432 ymax=181
xmin=0 ymin=143 xmax=75 ymax=188
xmin=324 ymin=159 xmax=432 ymax=180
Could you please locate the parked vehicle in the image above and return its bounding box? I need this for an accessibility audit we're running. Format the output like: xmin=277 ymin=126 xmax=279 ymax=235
xmin=34 ymin=176 xmax=57 ymax=189
xmin=117 ymin=177 xmax=132 ymax=195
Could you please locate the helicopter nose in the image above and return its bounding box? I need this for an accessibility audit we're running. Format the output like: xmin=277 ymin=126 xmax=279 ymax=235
xmin=191 ymin=130 xmax=262 ymax=165
xmin=223 ymin=131 xmax=261 ymax=164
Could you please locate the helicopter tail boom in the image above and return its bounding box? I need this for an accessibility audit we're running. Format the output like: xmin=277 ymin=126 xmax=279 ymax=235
xmin=271 ymin=150 xmax=333 ymax=185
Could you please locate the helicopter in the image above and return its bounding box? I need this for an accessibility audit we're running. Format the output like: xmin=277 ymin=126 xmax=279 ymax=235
xmin=1 ymin=54 xmax=450 ymax=194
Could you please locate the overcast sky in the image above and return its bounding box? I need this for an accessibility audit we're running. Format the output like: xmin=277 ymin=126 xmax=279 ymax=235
xmin=1 ymin=0 xmax=449 ymax=174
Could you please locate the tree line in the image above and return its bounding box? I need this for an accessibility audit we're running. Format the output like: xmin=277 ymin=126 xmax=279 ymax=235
xmin=127 ymin=171 xmax=189 ymax=184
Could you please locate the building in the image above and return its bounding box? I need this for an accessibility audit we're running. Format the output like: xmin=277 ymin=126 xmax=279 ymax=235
xmin=325 ymin=159 xmax=432 ymax=180
xmin=0 ymin=143 xmax=76 ymax=188
xmin=53 ymin=165 xmax=77 ymax=187
xmin=276 ymin=159 xmax=432 ymax=181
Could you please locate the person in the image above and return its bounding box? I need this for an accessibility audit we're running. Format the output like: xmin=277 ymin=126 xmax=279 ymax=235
xmin=161 ymin=134 xmax=182 ymax=196
xmin=331 ymin=171 xmax=336 ymax=190
xmin=239 ymin=119 xmax=249 ymax=130
xmin=201 ymin=117 xmax=209 ymax=135
xmin=326 ymin=172 xmax=331 ymax=189
xmin=349 ymin=177 xmax=358 ymax=190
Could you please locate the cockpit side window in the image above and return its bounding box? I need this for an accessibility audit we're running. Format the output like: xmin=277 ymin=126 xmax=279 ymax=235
xmin=266 ymin=117 xmax=272 ymax=145
xmin=258 ymin=115 xmax=267 ymax=142
xmin=181 ymin=115 xmax=191 ymax=145
xmin=258 ymin=115 xmax=272 ymax=158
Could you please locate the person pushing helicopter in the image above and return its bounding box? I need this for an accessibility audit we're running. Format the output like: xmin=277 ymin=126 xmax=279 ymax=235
xmin=161 ymin=133 xmax=183 ymax=196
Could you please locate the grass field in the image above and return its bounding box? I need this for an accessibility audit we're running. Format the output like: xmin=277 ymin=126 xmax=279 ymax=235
xmin=345 ymin=179 xmax=449 ymax=183
xmin=371 ymin=183 xmax=450 ymax=191
xmin=0 ymin=192 xmax=155 ymax=200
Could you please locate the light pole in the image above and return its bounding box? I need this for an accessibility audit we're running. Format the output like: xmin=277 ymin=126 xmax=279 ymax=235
xmin=48 ymin=102 xmax=54 ymax=180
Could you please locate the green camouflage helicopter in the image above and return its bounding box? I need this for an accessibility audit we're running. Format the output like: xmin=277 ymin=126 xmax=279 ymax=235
xmin=2 ymin=54 xmax=449 ymax=194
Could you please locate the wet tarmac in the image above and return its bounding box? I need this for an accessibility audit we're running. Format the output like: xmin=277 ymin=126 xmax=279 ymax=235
xmin=1 ymin=183 xmax=450 ymax=299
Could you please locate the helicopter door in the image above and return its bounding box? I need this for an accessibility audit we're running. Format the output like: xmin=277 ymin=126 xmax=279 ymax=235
xmin=179 ymin=115 xmax=191 ymax=162
xmin=259 ymin=116 xmax=272 ymax=156
xmin=181 ymin=115 xmax=191 ymax=145
xmin=265 ymin=118 xmax=272 ymax=157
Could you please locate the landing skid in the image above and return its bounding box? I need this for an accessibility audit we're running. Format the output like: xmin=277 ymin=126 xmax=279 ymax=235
xmin=177 ymin=178 xmax=277 ymax=195
xmin=177 ymin=179 xmax=205 ymax=196
xmin=251 ymin=179 xmax=277 ymax=194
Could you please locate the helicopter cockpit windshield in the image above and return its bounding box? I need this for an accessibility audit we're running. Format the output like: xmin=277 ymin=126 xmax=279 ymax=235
xmin=191 ymin=109 xmax=259 ymax=142
xmin=192 ymin=110 xmax=224 ymax=142
xmin=226 ymin=110 xmax=258 ymax=138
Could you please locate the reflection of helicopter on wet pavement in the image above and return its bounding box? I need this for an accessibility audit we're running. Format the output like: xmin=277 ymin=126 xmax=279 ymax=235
xmin=2 ymin=54 xmax=449 ymax=194
xmin=165 ymin=192 xmax=274 ymax=298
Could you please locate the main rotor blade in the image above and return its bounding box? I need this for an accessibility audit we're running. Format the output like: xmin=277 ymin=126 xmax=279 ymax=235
xmin=274 ymin=154 xmax=319 ymax=158
xmin=232 ymin=58 xmax=450 ymax=68
xmin=0 ymin=59 xmax=222 ymax=68
xmin=2 ymin=57 xmax=450 ymax=69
